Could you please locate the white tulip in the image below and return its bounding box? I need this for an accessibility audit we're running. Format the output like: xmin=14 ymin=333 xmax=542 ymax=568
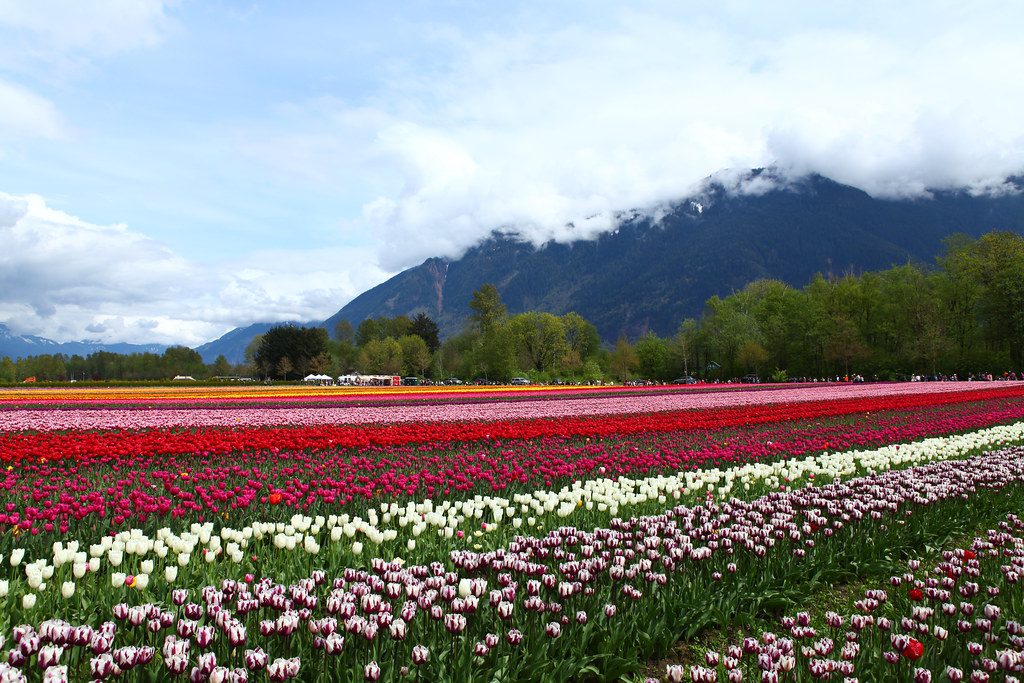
xmin=61 ymin=581 xmax=75 ymax=599
xmin=22 ymin=593 xmax=36 ymax=609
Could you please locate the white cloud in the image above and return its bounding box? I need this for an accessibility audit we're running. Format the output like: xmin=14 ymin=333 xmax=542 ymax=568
xmin=0 ymin=192 xmax=391 ymax=345
xmin=0 ymin=0 xmax=174 ymax=146
xmin=0 ymin=0 xmax=173 ymax=56
xmin=233 ymin=3 xmax=1024 ymax=270
xmin=0 ymin=79 xmax=64 ymax=140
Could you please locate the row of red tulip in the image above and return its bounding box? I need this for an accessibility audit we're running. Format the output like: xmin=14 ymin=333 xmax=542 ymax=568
xmin=0 ymin=392 xmax=1023 ymax=538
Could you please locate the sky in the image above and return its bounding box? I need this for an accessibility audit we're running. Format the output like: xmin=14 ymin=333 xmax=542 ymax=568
xmin=1 ymin=1 xmax=1023 ymax=346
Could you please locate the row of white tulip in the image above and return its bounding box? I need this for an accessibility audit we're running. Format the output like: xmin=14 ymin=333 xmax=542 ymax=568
xmin=3 ymin=421 xmax=1023 ymax=615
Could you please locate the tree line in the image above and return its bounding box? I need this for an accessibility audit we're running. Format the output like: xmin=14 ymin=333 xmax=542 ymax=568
xmin=245 ymin=298 xmax=603 ymax=382
xmin=3 ymin=231 xmax=1023 ymax=384
xmin=621 ymin=231 xmax=1024 ymax=382
xmin=0 ymin=346 xmax=222 ymax=383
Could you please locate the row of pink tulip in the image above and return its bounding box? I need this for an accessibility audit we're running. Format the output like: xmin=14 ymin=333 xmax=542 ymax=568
xmin=1 ymin=382 xmax=1015 ymax=432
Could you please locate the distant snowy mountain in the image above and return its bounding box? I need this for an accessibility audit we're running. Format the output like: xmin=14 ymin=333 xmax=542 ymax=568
xmin=0 ymin=324 xmax=166 ymax=360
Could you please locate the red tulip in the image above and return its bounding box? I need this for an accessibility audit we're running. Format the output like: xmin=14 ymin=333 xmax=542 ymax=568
xmin=902 ymin=638 xmax=924 ymax=660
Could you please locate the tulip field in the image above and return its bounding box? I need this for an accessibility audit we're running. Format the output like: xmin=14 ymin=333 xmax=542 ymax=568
xmin=1 ymin=382 xmax=1024 ymax=681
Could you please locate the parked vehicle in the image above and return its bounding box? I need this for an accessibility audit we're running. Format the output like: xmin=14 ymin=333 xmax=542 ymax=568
xmin=510 ymin=377 xmax=531 ymax=385
xmin=401 ymin=376 xmax=420 ymax=386
xmin=672 ymin=376 xmax=699 ymax=385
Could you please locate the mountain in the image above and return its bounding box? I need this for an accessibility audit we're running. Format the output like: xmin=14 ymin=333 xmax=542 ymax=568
xmin=324 ymin=171 xmax=1024 ymax=341
xmin=0 ymin=324 xmax=166 ymax=361
xmin=195 ymin=170 xmax=1024 ymax=362
xmin=194 ymin=321 xmax=317 ymax=364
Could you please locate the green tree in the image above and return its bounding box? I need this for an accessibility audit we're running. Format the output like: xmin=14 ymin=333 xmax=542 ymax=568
xmin=163 ymin=346 xmax=207 ymax=379
xmin=276 ymin=356 xmax=293 ymax=381
xmin=358 ymin=338 xmax=404 ymax=375
xmin=211 ymin=355 xmax=232 ymax=377
xmin=309 ymin=352 xmax=332 ymax=375
xmin=398 ymin=335 xmax=431 ymax=376
xmin=508 ymin=312 xmax=568 ymax=373
xmin=254 ymin=325 xmax=329 ymax=379
xmin=634 ymin=333 xmax=672 ymax=381
xmin=824 ymin=317 xmax=868 ymax=376
xmin=561 ymin=312 xmax=601 ymax=360
xmin=943 ymin=231 xmax=1024 ymax=367
xmin=608 ymin=337 xmax=638 ymax=382
xmin=333 ymin=320 xmax=355 ymax=344
xmin=735 ymin=339 xmax=769 ymax=374
xmin=356 ymin=318 xmax=385 ymax=347
xmin=701 ymin=295 xmax=755 ymax=378
xmin=245 ymin=334 xmax=264 ymax=376
xmin=469 ymin=283 xmax=507 ymax=335
xmin=438 ymin=330 xmax=478 ymax=380
xmin=671 ymin=318 xmax=699 ymax=376
xmin=581 ymin=359 xmax=604 ymax=383
xmin=471 ymin=327 xmax=516 ymax=382
xmin=0 ymin=357 xmax=15 ymax=383
xmin=466 ymin=284 xmax=514 ymax=381
xmin=409 ymin=313 xmax=440 ymax=353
